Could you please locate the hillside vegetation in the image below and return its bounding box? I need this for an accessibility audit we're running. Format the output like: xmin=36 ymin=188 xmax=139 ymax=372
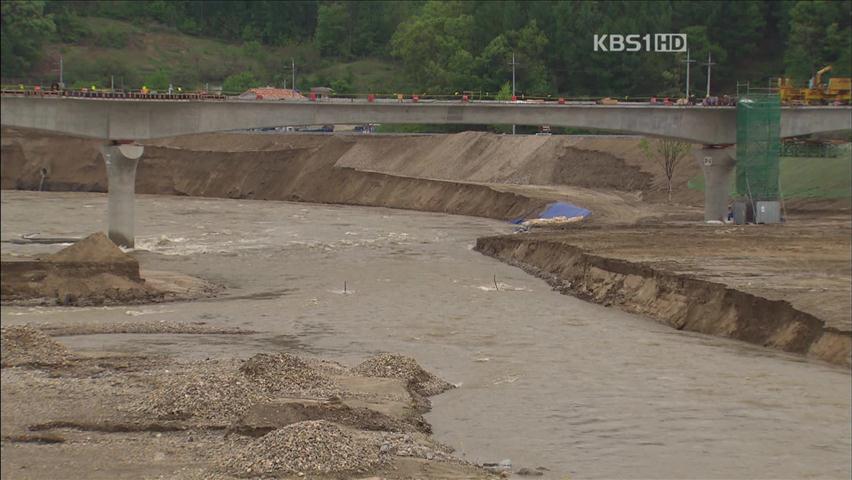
xmin=2 ymin=0 xmax=850 ymax=96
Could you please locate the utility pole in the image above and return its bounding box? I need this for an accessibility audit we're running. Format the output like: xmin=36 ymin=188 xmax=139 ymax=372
xmin=703 ymin=52 xmax=716 ymax=98
xmin=59 ymin=55 xmax=64 ymax=88
xmin=291 ymin=58 xmax=296 ymax=91
xmin=509 ymin=52 xmax=519 ymax=135
xmin=682 ymin=49 xmax=696 ymax=99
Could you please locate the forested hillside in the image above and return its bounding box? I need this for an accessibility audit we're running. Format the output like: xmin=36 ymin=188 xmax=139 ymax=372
xmin=2 ymin=0 xmax=850 ymax=96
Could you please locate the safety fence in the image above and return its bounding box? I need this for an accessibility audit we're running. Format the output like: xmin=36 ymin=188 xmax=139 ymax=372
xmin=735 ymin=93 xmax=781 ymax=201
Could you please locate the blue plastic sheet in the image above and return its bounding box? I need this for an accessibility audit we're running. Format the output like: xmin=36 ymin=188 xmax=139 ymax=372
xmin=539 ymin=202 xmax=591 ymax=219
xmin=511 ymin=202 xmax=591 ymax=224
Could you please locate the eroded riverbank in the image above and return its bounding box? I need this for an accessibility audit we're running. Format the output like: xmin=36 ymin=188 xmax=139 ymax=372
xmin=2 ymin=191 xmax=850 ymax=479
xmin=475 ymin=222 xmax=852 ymax=367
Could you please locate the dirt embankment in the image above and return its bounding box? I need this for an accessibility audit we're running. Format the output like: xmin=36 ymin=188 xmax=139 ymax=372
xmin=1 ymin=128 xmax=701 ymax=224
xmin=2 ymin=129 xmax=548 ymax=222
xmin=1 ymin=232 xmax=216 ymax=306
xmin=475 ymin=226 xmax=852 ymax=367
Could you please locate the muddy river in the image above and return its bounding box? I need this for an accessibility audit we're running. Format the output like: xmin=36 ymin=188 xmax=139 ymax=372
xmin=2 ymin=191 xmax=850 ymax=479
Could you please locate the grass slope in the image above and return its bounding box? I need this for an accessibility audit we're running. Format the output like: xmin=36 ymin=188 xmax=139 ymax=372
xmin=31 ymin=17 xmax=408 ymax=94
xmin=688 ymin=147 xmax=852 ymax=200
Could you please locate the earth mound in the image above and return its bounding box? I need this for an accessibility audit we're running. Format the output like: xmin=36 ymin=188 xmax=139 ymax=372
xmin=222 ymin=420 xmax=384 ymax=477
xmin=46 ymin=232 xmax=137 ymax=265
xmin=239 ymin=353 xmax=339 ymax=396
xmin=0 ymin=325 xmax=72 ymax=368
xmin=351 ymin=353 xmax=454 ymax=396
xmin=133 ymin=361 xmax=271 ymax=423
xmin=2 ymin=232 xmax=217 ymax=306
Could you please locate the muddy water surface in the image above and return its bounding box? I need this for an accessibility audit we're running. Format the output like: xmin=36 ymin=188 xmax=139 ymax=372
xmin=2 ymin=191 xmax=850 ymax=479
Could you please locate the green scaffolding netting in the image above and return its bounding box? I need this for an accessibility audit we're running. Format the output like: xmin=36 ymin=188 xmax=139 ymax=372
xmin=736 ymin=94 xmax=781 ymax=201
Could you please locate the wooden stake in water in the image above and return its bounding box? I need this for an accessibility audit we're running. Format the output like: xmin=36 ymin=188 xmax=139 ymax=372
xmin=344 ymin=281 xmax=347 ymax=294
xmin=493 ymin=275 xmax=499 ymax=291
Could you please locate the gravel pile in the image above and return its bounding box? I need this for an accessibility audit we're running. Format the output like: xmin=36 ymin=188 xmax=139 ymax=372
xmin=239 ymin=353 xmax=339 ymax=396
xmin=351 ymin=353 xmax=454 ymax=396
xmin=1 ymin=325 xmax=72 ymax=368
xmin=374 ymin=431 xmax=457 ymax=462
xmin=135 ymin=361 xmax=272 ymax=423
xmin=39 ymin=320 xmax=252 ymax=337
xmin=136 ymin=353 xmax=341 ymax=423
xmin=222 ymin=420 xmax=384 ymax=477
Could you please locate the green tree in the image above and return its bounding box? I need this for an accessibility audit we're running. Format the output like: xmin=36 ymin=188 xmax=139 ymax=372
xmin=391 ymin=1 xmax=476 ymax=92
xmin=144 ymin=69 xmax=171 ymax=91
xmin=222 ymin=71 xmax=257 ymax=93
xmin=51 ymin=6 xmax=90 ymax=44
xmin=785 ymin=0 xmax=852 ymax=81
xmin=315 ymin=2 xmax=349 ymax=57
xmin=495 ymin=81 xmax=512 ymax=100
xmin=680 ymin=26 xmax=727 ymax=97
xmin=1 ymin=0 xmax=56 ymax=78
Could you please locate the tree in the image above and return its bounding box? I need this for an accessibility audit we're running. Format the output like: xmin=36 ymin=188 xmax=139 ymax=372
xmin=680 ymin=26 xmax=727 ymax=97
xmin=315 ymin=2 xmax=348 ymax=57
xmin=1 ymin=0 xmax=56 ymax=77
xmin=495 ymin=81 xmax=512 ymax=101
xmin=785 ymin=0 xmax=852 ymax=81
xmin=639 ymin=138 xmax=692 ymax=203
xmin=222 ymin=71 xmax=257 ymax=93
xmin=144 ymin=69 xmax=171 ymax=91
xmin=390 ymin=1 xmax=476 ymax=92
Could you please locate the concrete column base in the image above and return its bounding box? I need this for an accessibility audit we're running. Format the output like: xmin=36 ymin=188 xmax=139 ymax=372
xmin=694 ymin=146 xmax=736 ymax=222
xmin=100 ymin=143 xmax=143 ymax=248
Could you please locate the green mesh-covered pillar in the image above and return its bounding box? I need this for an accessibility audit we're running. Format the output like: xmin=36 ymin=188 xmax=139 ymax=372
xmin=736 ymin=94 xmax=781 ymax=202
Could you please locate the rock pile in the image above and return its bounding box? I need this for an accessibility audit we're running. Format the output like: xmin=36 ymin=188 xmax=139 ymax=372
xmin=375 ymin=431 xmax=457 ymax=462
xmin=239 ymin=353 xmax=338 ymax=396
xmin=136 ymin=353 xmax=341 ymax=424
xmin=222 ymin=420 xmax=384 ymax=477
xmin=135 ymin=361 xmax=272 ymax=423
xmin=0 ymin=325 xmax=72 ymax=367
xmin=351 ymin=353 xmax=454 ymax=396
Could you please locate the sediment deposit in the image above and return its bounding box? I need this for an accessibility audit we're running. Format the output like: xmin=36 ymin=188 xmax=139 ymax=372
xmin=1 ymin=232 xmax=217 ymax=306
xmin=1 ymin=326 xmax=488 ymax=479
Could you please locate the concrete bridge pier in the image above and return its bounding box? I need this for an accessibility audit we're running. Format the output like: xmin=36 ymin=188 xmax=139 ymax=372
xmin=695 ymin=145 xmax=737 ymax=222
xmin=100 ymin=143 xmax=144 ymax=248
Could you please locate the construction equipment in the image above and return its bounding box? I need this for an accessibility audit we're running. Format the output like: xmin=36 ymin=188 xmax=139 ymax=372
xmin=778 ymin=66 xmax=851 ymax=105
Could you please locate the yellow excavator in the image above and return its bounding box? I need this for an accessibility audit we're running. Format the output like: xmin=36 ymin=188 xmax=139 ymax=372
xmin=779 ymin=66 xmax=851 ymax=104
xmin=778 ymin=65 xmax=852 ymax=105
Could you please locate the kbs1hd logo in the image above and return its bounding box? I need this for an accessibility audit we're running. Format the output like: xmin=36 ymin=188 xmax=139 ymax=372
xmin=594 ymin=34 xmax=687 ymax=53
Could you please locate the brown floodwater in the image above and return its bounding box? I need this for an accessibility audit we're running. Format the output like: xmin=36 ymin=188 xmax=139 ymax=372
xmin=2 ymin=191 xmax=850 ymax=479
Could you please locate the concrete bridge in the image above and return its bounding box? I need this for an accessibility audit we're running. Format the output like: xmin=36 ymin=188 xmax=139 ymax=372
xmin=2 ymin=95 xmax=850 ymax=246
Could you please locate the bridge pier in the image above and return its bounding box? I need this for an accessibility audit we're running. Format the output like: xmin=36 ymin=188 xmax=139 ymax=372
xmin=695 ymin=145 xmax=737 ymax=222
xmin=100 ymin=143 xmax=144 ymax=248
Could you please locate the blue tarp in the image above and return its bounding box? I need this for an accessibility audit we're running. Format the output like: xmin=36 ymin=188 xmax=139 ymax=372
xmin=511 ymin=202 xmax=591 ymax=224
